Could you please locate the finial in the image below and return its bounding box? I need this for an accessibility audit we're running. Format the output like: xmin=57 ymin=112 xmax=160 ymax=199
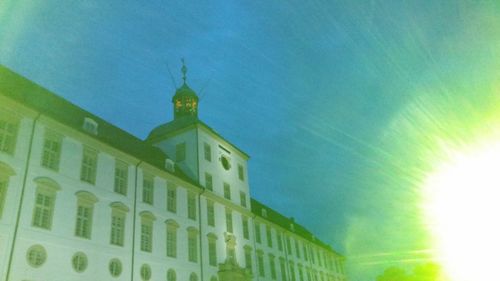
xmin=181 ymin=58 xmax=187 ymax=84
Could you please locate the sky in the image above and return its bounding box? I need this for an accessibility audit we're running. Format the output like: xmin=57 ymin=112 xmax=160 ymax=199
xmin=1 ymin=1 xmax=500 ymax=280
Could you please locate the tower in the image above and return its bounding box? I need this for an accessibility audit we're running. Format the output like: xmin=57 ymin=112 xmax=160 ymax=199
xmin=172 ymin=59 xmax=199 ymax=119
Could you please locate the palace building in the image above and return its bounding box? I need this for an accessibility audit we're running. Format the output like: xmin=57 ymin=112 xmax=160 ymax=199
xmin=0 ymin=63 xmax=346 ymax=281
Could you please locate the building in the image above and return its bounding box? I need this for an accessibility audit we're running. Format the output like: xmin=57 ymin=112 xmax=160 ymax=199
xmin=0 ymin=63 xmax=346 ymax=281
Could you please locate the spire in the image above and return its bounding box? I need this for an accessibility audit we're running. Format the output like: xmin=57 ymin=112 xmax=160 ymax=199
xmin=181 ymin=58 xmax=187 ymax=84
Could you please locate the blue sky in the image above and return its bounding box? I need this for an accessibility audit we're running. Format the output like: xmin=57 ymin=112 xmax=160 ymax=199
xmin=2 ymin=1 xmax=500 ymax=280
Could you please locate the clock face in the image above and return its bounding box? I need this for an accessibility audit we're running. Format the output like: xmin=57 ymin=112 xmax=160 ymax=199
xmin=220 ymin=155 xmax=231 ymax=170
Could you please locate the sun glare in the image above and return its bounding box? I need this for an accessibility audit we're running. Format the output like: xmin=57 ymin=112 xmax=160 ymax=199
xmin=423 ymin=138 xmax=500 ymax=281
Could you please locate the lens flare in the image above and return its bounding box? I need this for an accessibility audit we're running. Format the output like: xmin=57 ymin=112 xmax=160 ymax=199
xmin=423 ymin=138 xmax=500 ymax=281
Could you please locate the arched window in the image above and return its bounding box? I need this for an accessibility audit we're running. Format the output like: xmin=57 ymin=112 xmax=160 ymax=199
xmin=31 ymin=177 xmax=60 ymax=230
xmin=207 ymin=233 xmax=218 ymax=267
xmin=110 ymin=202 xmax=129 ymax=246
xmin=165 ymin=219 xmax=179 ymax=258
xmin=187 ymin=227 xmax=199 ymax=263
xmin=140 ymin=211 xmax=156 ymax=252
xmin=74 ymin=191 xmax=98 ymax=239
xmin=166 ymin=268 xmax=176 ymax=281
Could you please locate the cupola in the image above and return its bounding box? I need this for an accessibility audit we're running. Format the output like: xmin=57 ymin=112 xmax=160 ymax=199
xmin=172 ymin=59 xmax=198 ymax=119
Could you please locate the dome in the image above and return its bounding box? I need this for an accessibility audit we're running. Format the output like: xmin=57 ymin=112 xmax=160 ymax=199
xmin=172 ymin=82 xmax=198 ymax=101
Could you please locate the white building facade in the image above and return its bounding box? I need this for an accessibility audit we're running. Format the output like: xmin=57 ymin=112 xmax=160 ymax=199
xmin=0 ymin=64 xmax=346 ymax=281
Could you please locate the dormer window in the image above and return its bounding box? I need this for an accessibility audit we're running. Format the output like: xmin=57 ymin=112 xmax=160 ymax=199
xmin=290 ymin=223 xmax=295 ymax=232
xmin=82 ymin=118 xmax=98 ymax=135
xmin=261 ymin=209 xmax=268 ymax=218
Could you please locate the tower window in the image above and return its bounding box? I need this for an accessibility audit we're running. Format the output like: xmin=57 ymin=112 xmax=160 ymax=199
xmin=204 ymin=143 xmax=211 ymax=162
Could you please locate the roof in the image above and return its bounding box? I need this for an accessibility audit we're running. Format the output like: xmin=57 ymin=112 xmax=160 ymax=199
xmin=251 ymin=198 xmax=342 ymax=256
xmin=146 ymin=116 xmax=250 ymax=159
xmin=0 ymin=65 xmax=196 ymax=185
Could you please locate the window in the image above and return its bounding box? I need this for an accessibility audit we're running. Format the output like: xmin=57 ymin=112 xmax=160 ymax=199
xmin=277 ymin=232 xmax=283 ymax=251
xmin=223 ymin=182 xmax=231 ymax=200
xmin=207 ymin=200 xmax=215 ymax=227
xmin=303 ymin=244 xmax=308 ymax=261
xmin=266 ymin=225 xmax=273 ymax=248
xmin=109 ymin=258 xmax=122 ymax=277
xmin=239 ymin=191 xmax=247 ymax=207
xmin=204 ymin=142 xmax=211 ymax=162
xmin=0 ymin=115 xmax=18 ymax=155
xmin=207 ymin=233 xmax=217 ymax=266
xmin=167 ymin=183 xmax=177 ymax=213
xmin=254 ymin=222 xmax=261 ymax=243
xmin=286 ymin=236 xmax=292 ymax=255
xmin=166 ymin=220 xmax=179 ymax=258
xmin=140 ymin=212 xmax=155 ymax=252
xmin=242 ymin=216 xmax=249 ymax=239
xmin=140 ymin=264 xmax=152 ymax=281
xmin=238 ymin=164 xmax=244 ymax=181
xmin=114 ymin=160 xmax=128 ymax=195
xmin=225 ymin=208 xmax=233 ymax=233
xmin=244 ymin=246 xmax=252 ymax=271
xmin=205 ymin=173 xmax=213 ymax=191
xmin=269 ymin=254 xmax=277 ymax=280
xmin=72 ymin=252 xmax=88 ymax=273
xmin=295 ymin=239 xmax=301 ymax=258
xmin=167 ymin=269 xmax=176 ymax=281
xmin=26 ymin=244 xmax=46 ymax=268
xmin=279 ymin=258 xmax=287 ymax=281
xmin=187 ymin=191 xmax=196 ymax=220
xmin=82 ymin=117 xmax=98 ymax=135
xmin=75 ymin=192 xmax=98 ymax=239
xmin=80 ymin=146 xmax=97 ymax=184
xmin=142 ymin=174 xmax=154 ymax=205
xmin=175 ymin=142 xmax=186 ymax=162
xmin=257 ymin=251 xmax=265 ymax=277
xmin=0 ymin=165 xmax=14 ymax=219
xmin=187 ymin=227 xmax=198 ymax=263
xmin=110 ymin=203 xmax=128 ymax=246
xmin=298 ymin=265 xmax=304 ymax=281
xmin=41 ymin=130 xmax=62 ymax=171
xmin=190 ymin=273 xmax=198 ymax=281
xmin=32 ymin=178 xmax=60 ymax=230
xmin=290 ymin=261 xmax=296 ymax=281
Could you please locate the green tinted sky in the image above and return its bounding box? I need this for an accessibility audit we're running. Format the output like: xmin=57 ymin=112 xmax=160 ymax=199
xmin=1 ymin=1 xmax=499 ymax=280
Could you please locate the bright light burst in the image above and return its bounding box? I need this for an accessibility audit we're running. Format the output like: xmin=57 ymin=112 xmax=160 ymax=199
xmin=423 ymin=136 xmax=500 ymax=281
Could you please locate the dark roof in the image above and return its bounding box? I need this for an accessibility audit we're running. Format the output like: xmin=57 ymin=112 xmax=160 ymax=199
xmin=251 ymin=198 xmax=342 ymax=255
xmin=173 ymin=83 xmax=198 ymax=101
xmin=147 ymin=116 xmax=250 ymax=159
xmin=0 ymin=65 xmax=196 ymax=185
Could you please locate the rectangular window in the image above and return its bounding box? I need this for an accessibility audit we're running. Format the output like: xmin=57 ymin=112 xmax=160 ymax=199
xmin=204 ymin=142 xmax=211 ymax=162
xmin=290 ymin=261 xmax=296 ymax=281
xmin=166 ymin=226 xmax=177 ymax=257
xmin=266 ymin=225 xmax=273 ymax=248
xmin=255 ymin=222 xmax=261 ymax=243
xmin=269 ymin=254 xmax=277 ymax=280
xmin=32 ymin=189 xmax=56 ymax=229
xmin=167 ymin=183 xmax=177 ymax=213
xmin=208 ymin=238 xmax=217 ymax=266
xmin=242 ymin=216 xmax=249 ymax=239
xmin=75 ymin=203 xmax=93 ymax=239
xmin=114 ymin=160 xmax=128 ymax=195
xmin=298 ymin=266 xmax=304 ymax=281
xmin=188 ymin=233 xmax=198 ymax=262
xmin=238 ymin=164 xmax=244 ymax=181
xmin=41 ymin=130 xmax=62 ymax=171
xmin=280 ymin=258 xmax=287 ymax=281
xmin=303 ymin=244 xmax=308 ymax=261
xmin=239 ymin=191 xmax=247 ymax=207
xmin=244 ymin=247 xmax=253 ymax=271
xmin=286 ymin=236 xmax=292 ymax=255
xmin=0 ymin=179 xmax=5 ymax=218
xmin=187 ymin=191 xmax=197 ymax=220
xmin=176 ymin=142 xmax=186 ymax=162
xmin=223 ymin=182 xmax=231 ymax=200
xmin=80 ymin=146 xmax=97 ymax=184
xmin=295 ymin=239 xmax=301 ymax=258
xmin=225 ymin=208 xmax=233 ymax=233
xmin=207 ymin=200 xmax=215 ymax=227
xmin=141 ymin=220 xmax=153 ymax=252
xmin=257 ymin=252 xmax=265 ymax=277
xmin=142 ymin=174 xmax=154 ymax=205
xmin=205 ymin=173 xmax=213 ymax=191
xmin=0 ymin=116 xmax=18 ymax=155
xmin=277 ymin=232 xmax=283 ymax=251
xmin=110 ymin=211 xmax=125 ymax=246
